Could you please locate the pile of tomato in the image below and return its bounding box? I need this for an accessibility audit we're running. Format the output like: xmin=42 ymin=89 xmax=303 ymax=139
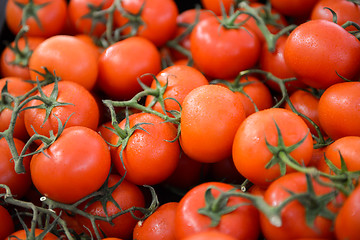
xmin=1 ymin=0 xmax=360 ymax=239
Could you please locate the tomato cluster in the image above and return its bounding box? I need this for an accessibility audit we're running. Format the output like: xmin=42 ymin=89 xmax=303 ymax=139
xmin=1 ymin=0 xmax=360 ymax=239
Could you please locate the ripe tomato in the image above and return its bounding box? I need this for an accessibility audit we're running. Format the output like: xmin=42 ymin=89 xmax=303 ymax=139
xmin=284 ymin=20 xmax=360 ymax=89
xmin=110 ymin=112 xmax=180 ymax=186
xmin=190 ymin=15 xmax=261 ymax=79
xmin=76 ymin=174 xmax=145 ymax=239
xmin=201 ymin=0 xmax=258 ymax=15
xmin=24 ymin=81 xmax=100 ymax=144
xmin=133 ymin=202 xmax=178 ymax=240
xmin=97 ymin=36 xmax=161 ymax=100
xmin=144 ymin=65 xmax=209 ymax=116
xmin=232 ymin=108 xmax=314 ymax=188
xmin=335 ymin=184 xmax=360 ymax=240
xmin=181 ymin=230 xmax=238 ymax=240
xmin=260 ymin=172 xmax=344 ymax=240
xmin=0 ymin=205 xmax=14 ymax=240
xmin=180 ymin=85 xmax=246 ymax=163
xmin=174 ymin=181 xmax=260 ymax=240
xmin=284 ymin=89 xmax=323 ymax=138
xmin=30 ymin=126 xmax=111 ymax=204
xmin=0 ymin=138 xmax=31 ymax=199
xmin=5 ymin=228 xmax=58 ymax=240
xmin=310 ymin=0 xmax=360 ymax=31
xmin=5 ymin=0 xmax=67 ymax=38
xmin=114 ymin=0 xmax=179 ymax=47
xmin=28 ymin=35 xmax=99 ymax=91
xmin=318 ymin=82 xmax=360 ymax=140
xmin=270 ymin=0 xmax=319 ymax=17
xmin=68 ymin=0 xmax=114 ymax=37
xmin=0 ymin=37 xmax=44 ymax=80
xmin=0 ymin=77 xmax=34 ymax=141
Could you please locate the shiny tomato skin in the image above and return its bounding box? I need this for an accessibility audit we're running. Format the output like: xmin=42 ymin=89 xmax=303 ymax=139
xmin=76 ymin=174 xmax=145 ymax=239
xmin=111 ymin=112 xmax=180 ymax=186
xmin=30 ymin=126 xmax=111 ymax=204
xmin=335 ymin=184 xmax=360 ymax=240
xmin=180 ymin=85 xmax=246 ymax=163
xmin=5 ymin=229 xmax=58 ymax=240
xmin=0 ymin=37 xmax=45 ymax=80
xmin=260 ymin=172 xmax=344 ymax=240
xmin=23 ymin=81 xmax=100 ymax=144
xmin=232 ymin=108 xmax=313 ymax=188
xmin=98 ymin=36 xmax=161 ymax=100
xmin=284 ymin=20 xmax=360 ymax=89
xmin=318 ymin=82 xmax=360 ymax=140
xmin=270 ymin=0 xmax=319 ymax=17
xmin=174 ymin=181 xmax=260 ymax=240
xmin=0 ymin=77 xmax=34 ymax=141
xmin=5 ymin=0 xmax=67 ymax=38
xmin=133 ymin=202 xmax=178 ymax=240
xmin=190 ymin=16 xmax=261 ymax=79
xmin=0 ymin=138 xmax=32 ymax=199
xmin=0 ymin=205 xmax=14 ymax=240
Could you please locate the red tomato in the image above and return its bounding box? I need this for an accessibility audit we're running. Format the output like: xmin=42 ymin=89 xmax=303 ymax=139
xmin=24 ymin=81 xmax=100 ymax=144
xmin=110 ymin=112 xmax=180 ymax=186
xmin=181 ymin=230 xmax=238 ymax=240
xmin=144 ymin=65 xmax=209 ymax=116
xmin=6 ymin=229 xmax=58 ymax=240
xmin=284 ymin=20 xmax=360 ymax=89
xmin=180 ymin=85 xmax=246 ymax=163
xmin=97 ymin=36 xmax=161 ymax=100
xmin=30 ymin=126 xmax=111 ymax=204
xmin=0 ymin=77 xmax=34 ymax=141
xmin=260 ymin=172 xmax=344 ymax=240
xmin=232 ymin=108 xmax=314 ymax=188
xmin=114 ymin=0 xmax=179 ymax=47
xmin=74 ymin=34 xmax=103 ymax=59
xmin=190 ymin=15 xmax=261 ymax=79
xmin=0 ymin=37 xmax=45 ymax=80
xmin=29 ymin=35 xmax=99 ymax=91
xmin=68 ymin=0 xmax=114 ymax=37
xmin=0 ymin=205 xmax=14 ymax=240
xmin=318 ymin=82 xmax=360 ymax=140
xmin=133 ymin=202 xmax=178 ymax=240
xmin=201 ymin=0 xmax=258 ymax=15
xmin=270 ymin=0 xmax=319 ymax=17
xmin=311 ymin=0 xmax=360 ymax=31
xmin=335 ymin=184 xmax=360 ymax=240
xmin=174 ymin=181 xmax=260 ymax=240
xmin=5 ymin=0 xmax=67 ymax=38
xmin=0 ymin=138 xmax=31 ymax=199
xmin=76 ymin=174 xmax=145 ymax=239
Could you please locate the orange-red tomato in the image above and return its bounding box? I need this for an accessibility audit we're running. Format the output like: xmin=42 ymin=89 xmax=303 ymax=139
xmin=29 ymin=35 xmax=99 ymax=91
xmin=0 ymin=205 xmax=14 ymax=240
xmin=180 ymin=85 xmax=246 ymax=163
xmin=270 ymin=0 xmax=319 ymax=17
xmin=5 ymin=228 xmax=58 ymax=240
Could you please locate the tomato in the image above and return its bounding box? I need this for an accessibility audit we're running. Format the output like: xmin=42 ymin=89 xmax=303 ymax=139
xmin=0 ymin=205 xmax=14 ymax=240
xmin=5 ymin=0 xmax=67 ymax=38
xmin=270 ymin=0 xmax=319 ymax=17
xmin=0 ymin=37 xmax=45 ymax=80
xmin=133 ymin=202 xmax=178 ymax=240
xmin=259 ymin=35 xmax=307 ymax=94
xmin=335 ymin=184 xmax=360 ymax=240
xmin=110 ymin=112 xmax=180 ymax=186
xmin=74 ymin=34 xmax=103 ymax=59
xmin=180 ymin=85 xmax=246 ymax=163
xmin=24 ymin=81 xmax=100 ymax=144
xmin=174 ymin=181 xmax=260 ymax=240
xmin=0 ymin=77 xmax=34 ymax=141
xmin=0 ymin=138 xmax=31 ymax=199
xmin=232 ymin=108 xmax=314 ymax=188
xmin=284 ymin=89 xmax=323 ymax=138
xmin=318 ymin=82 xmax=360 ymax=140
xmin=5 ymin=228 xmax=58 ymax=240
xmin=30 ymin=126 xmax=111 ymax=204
xmin=114 ymin=0 xmax=179 ymax=47
xmin=181 ymin=230 xmax=238 ymax=240
xmin=201 ymin=0 xmax=258 ymax=15
xmin=97 ymin=36 xmax=161 ymax=100
xmin=310 ymin=0 xmax=360 ymax=31
xmin=68 ymin=0 xmax=114 ymax=37
xmin=190 ymin=15 xmax=261 ymax=79
xmin=29 ymin=35 xmax=99 ymax=91
xmin=144 ymin=65 xmax=209 ymax=116
xmin=76 ymin=174 xmax=145 ymax=239
xmin=260 ymin=172 xmax=344 ymax=240
xmin=284 ymin=20 xmax=360 ymax=89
